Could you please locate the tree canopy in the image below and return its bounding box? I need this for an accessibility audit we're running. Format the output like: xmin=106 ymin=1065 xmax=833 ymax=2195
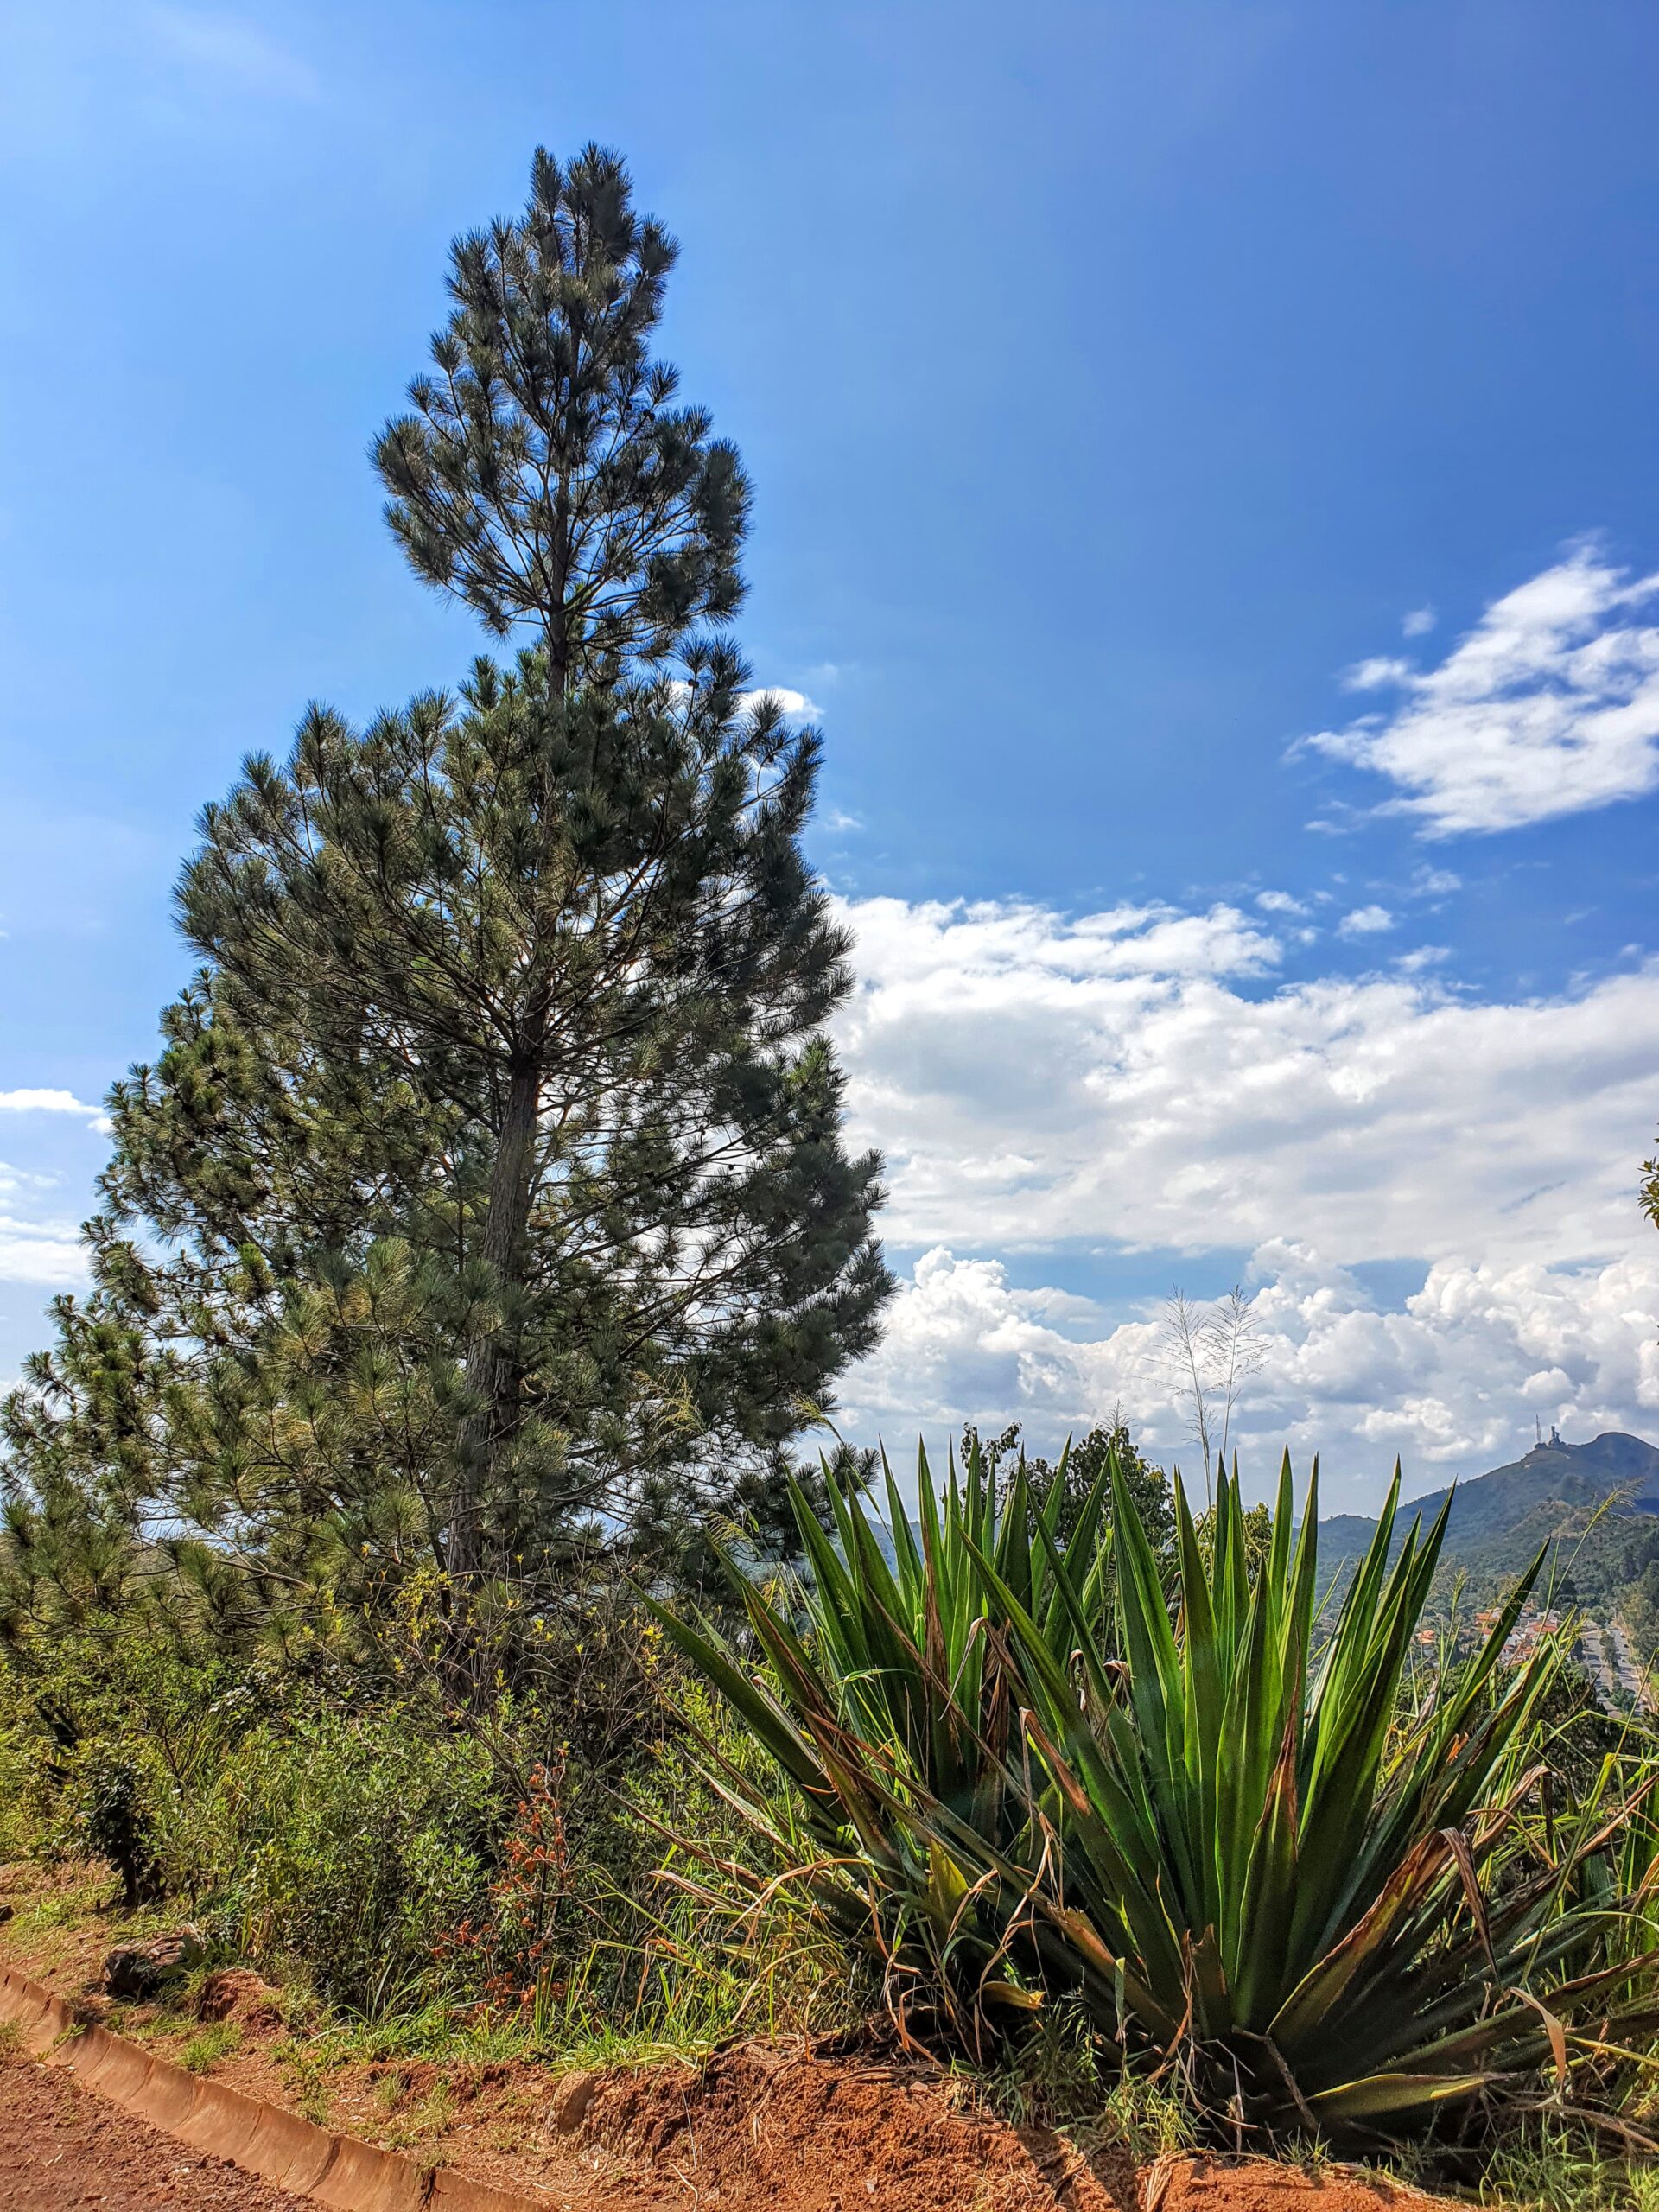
xmin=3 ymin=145 xmax=891 ymax=1624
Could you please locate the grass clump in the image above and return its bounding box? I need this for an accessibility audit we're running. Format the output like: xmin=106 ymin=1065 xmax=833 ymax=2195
xmin=180 ymin=2020 xmax=242 ymax=2074
xmin=1480 ymin=2118 xmax=1659 ymax=2210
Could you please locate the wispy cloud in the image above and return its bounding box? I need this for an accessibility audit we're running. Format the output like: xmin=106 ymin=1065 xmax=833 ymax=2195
xmin=1402 ymin=607 xmax=1437 ymax=639
xmin=143 ymin=7 xmax=320 ymax=101
xmin=1342 ymin=655 xmax=1414 ymax=691
xmin=1410 ymin=866 xmax=1461 ymax=899
xmin=1300 ymin=544 xmax=1659 ymax=836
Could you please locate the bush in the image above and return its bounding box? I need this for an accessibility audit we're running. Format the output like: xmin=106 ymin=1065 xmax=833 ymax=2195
xmin=0 ymin=1541 xmax=855 ymax=2046
xmin=169 ymin=1707 xmax=499 ymax=2018
xmin=0 ymin=1609 xmax=251 ymax=1904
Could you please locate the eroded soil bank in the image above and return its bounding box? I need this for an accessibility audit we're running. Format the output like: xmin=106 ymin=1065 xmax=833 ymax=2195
xmin=0 ymin=1864 xmax=1457 ymax=2212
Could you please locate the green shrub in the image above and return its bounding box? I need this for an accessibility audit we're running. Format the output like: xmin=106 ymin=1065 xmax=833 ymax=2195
xmin=0 ymin=1611 xmax=253 ymax=1904
xmin=64 ymin=1745 xmax=158 ymax=1906
xmin=170 ymin=1709 xmax=498 ymax=2018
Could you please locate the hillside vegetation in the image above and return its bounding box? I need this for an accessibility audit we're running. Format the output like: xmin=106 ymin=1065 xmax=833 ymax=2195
xmin=1321 ymin=1432 xmax=1659 ymax=1656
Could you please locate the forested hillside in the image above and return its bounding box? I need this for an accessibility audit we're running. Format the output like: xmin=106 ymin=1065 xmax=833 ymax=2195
xmin=1320 ymin=1430 xmax=1659 ymax=1651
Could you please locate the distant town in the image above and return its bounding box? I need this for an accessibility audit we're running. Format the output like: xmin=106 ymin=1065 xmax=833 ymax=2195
xmin=1437 ymin=1605 xmax=1657 ymax=1713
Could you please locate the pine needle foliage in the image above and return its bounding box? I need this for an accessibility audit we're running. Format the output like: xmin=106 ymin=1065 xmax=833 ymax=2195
xmin=375 ymin=143 xmax=747 ymax=677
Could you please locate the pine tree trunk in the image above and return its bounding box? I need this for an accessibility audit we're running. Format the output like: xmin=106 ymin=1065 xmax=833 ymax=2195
xmin=449 ymin=1054 xmax=541 ymax=1577
xmin=448 ymin=590 xmax=566 ymax=1582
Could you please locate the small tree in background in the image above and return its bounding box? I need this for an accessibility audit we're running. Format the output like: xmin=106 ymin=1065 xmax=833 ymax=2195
xmin=957 ymin=1413 xmax=1177 ymax=1573
xmin=1025 ymin=1414 xmax=1176 ymax=1559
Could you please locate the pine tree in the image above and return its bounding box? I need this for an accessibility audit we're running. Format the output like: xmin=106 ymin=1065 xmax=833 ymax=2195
xmin=4 ymin=146 xmax=891 ymax=1603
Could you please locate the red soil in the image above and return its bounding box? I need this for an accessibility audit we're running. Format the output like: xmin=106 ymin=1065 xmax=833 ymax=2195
xmin=1154 ymin=2156 xmax=1452 ymax=2212
xmin=2 ymin=2056 xmax=310 ymax=2211
xmin=574 ymin=2054 xmax=1455 ymax=2212
xmin=3 ymin=2037 xmax=1458 ymax=2212
xmin=577 ymin=2041 xmax=1141 ymax=2209
xmin=0 ymin=1867 xmax=1459 ymax=2212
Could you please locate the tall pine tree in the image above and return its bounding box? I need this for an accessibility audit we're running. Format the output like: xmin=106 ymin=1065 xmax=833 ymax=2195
xmin=3 ymin=146 xmax=890 ymax=1606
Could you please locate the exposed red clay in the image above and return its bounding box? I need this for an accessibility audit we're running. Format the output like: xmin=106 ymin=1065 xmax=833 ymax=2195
xmin=2 ymin=1922 xmax=1463 ymax=2212
xmin=1154 ymin=2158 xmax=1452 ymax=2212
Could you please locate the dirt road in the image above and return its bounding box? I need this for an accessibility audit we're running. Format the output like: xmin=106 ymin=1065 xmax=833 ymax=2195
xmin=1 ymin=2058 xmax=309 ymax=2211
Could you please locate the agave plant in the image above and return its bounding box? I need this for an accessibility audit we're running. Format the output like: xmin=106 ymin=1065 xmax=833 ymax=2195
xmin=653 ymin=1444 xmax=1659 ymax=2138
xmin=1000 ymin=1458 xmax=1659 ymax=2130
xmin=649 ymin=1442 xmax=1113 ymax=2048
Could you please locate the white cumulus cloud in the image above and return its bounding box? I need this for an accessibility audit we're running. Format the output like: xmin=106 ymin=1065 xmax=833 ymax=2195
xmin=828 ymin=891 xmax=1659 ymax=1504
xmin=0 ymin=1210 xmax=88 ymax=1287
xmin=0 ymin=1088 xmax=106 ymax=1121
xmin=1300 ymin=545 xmax=1659 ymax=836
xmin=836 ymin=1242 xmax=1659 ymax=1510
xmin=1338 ymin=904 xmax=1395 ymax=938
xmin=832 ymin=892 xmax=1659 ymax=1269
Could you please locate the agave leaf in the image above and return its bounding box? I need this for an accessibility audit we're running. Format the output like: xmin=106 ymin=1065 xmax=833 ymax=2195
xmin=1231 ymin=1712 xmax=1301 ymax=2024
xmin=1306 ymin=2069 xmax=1503 ymax=2123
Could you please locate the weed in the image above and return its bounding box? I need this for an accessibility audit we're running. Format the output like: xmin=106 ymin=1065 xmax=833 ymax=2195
xmin=372 ymin=2068 xmax=408 ymax=2113
xmin=972 ymin=2016 xmax=1198 ymax=2170
xmin=27 ymin=1872 xmax=131 ymax=1928
xmin=1093 ymin=2073 xmax=1198 ymax=2167
xmin=314 ymin=2000 xmax=529 ymax=2068
xmin=419 ymin=2080 xmax=455 ymax=2136
xmin=0 ymin=2019 xmax=24 ymax=2063
xmin=370 ymin=2067 xmax=457 ymax=2149
xmin=1481 ymin=2119 xmax=1656 ymax=2210
xmin=275 ymin=1980 xmax=324 ymax=2034
xmin=275 ymin=2038 xmax=333 ymax=2126
xmin=180 ymin=2021 xmax=242 ymax=2075
xmin=296 ymin=2075 xmax=331 ymax=2126
xmin=1287 ymin=2137 xmax=1330 ymax=2183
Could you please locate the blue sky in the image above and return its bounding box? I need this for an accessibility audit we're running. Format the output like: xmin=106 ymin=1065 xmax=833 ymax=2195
xmin=3 ymin=2 xmax=1659 ymax=1506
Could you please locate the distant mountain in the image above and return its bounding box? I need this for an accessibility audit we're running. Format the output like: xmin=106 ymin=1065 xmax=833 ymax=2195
xmin=1319 ymin=1431 xmax=1659 ymax=1567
